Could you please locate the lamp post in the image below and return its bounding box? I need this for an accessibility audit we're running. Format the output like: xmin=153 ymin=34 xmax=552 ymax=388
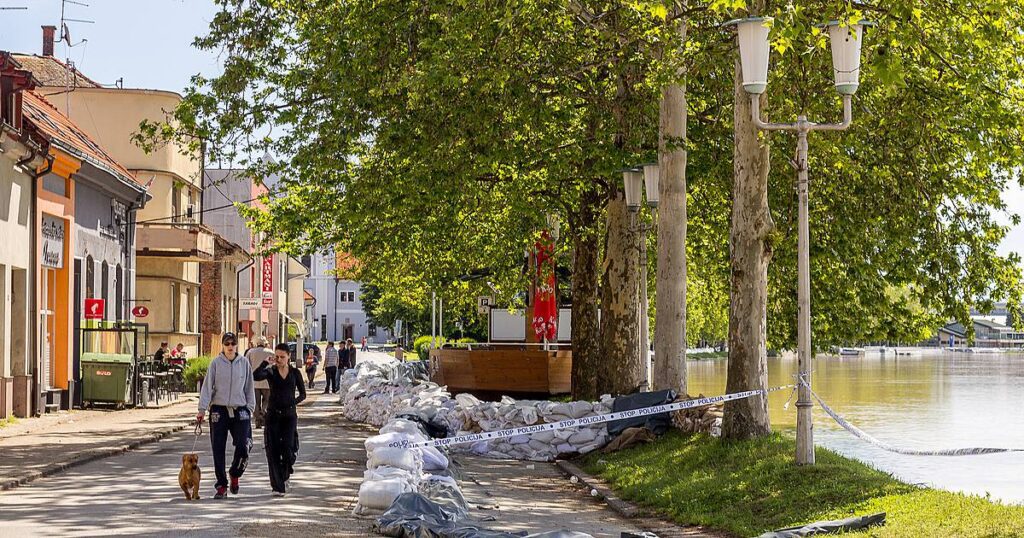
xmin=623 ymin=164 xmax=660 ymax=390
xmin=731 ymin=17 xmax=870 ymax=465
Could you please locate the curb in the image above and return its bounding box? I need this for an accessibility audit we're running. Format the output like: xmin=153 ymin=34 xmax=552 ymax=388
xmin=555 ymin=460 xmax=728 ymax=538
xmin=0 ymin=420 xmax=193 ymax=492
xmin=555 ymin=460 xmax=640 ymax=518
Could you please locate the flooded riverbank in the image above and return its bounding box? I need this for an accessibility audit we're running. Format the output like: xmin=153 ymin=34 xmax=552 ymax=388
xmin=687 ymin=351 xmax=1024 ymax=503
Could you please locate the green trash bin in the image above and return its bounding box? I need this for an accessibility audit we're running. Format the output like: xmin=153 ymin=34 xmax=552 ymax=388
xmin=81 ymin=352 xmax=134 ymax=406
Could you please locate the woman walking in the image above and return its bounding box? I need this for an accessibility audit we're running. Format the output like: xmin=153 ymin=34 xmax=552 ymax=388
xmin=303 ymin=347 xmax=319 ymax=389
xmin=253 ymin=343 xmax=307 ymax=496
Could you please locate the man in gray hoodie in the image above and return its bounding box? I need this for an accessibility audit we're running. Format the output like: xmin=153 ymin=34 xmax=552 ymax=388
xmin=197 ymin=332 xmax=255 ymax=498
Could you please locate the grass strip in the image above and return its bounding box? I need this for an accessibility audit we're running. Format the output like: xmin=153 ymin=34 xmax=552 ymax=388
xmin=581 ymin=431 xmax=1024 ymax=537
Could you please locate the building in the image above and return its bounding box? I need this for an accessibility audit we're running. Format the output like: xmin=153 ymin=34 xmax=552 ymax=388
xmin=203 ymin=167 xmax=306 ymax=346
xmin=16 ymin=30 xmax=212 ymax=358
xmin=0 ymin=54 xmax=42 ymax=419
xmin=198 ymin=235 xmax=248 ymax=355
xmin=302 ymin=249 xmax=391 ymax=343
xmin=936 ymin=318 xmax=1024 ymax=348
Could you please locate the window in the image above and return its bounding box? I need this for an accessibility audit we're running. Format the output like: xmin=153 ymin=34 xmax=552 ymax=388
xmin=101 ymin=262 xmax=109 ymax=319
xmin=347 ymin=291 xmax=355 ymax=302
xmin=115 ymin=264 xmax=123 ymax=320
xmin=171 ymin=282 xmax=180 ymax=331
xmin=85 ymin=256 xmax=94 ymax=299
xmin=368 ymin=322 xmax=376 ymax=337
xmin=171 ymin=183 xmax=181 ymax=223
xmin=321 ymin=315 xmax=327 ymax=340
xmin=186 ymin=287 xmax=195 ymax=333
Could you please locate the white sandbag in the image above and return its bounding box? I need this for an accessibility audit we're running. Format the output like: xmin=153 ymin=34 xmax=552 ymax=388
xmin=568 ymin=429 xmax=598 ymax=445
xmin=356 ymin=477 xmax=415 ymax=512
xmin=380 ymin=418 xmax=426 ymax=437
xmin=367 ymin=446 xmax=423 ymax=472
xmin=365 ymin=431 xmax=427 ymax=452
xmin=420 ymin=445 xmax=450 ymax=471
xmin=364 ymin=465 xmax=418 ymax=484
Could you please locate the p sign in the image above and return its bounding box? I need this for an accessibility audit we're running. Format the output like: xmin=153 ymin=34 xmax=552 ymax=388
xmin=477 ymin=296 xmax=493 ymax=315
xmin=84 ymin=298 xmax=105 ymax=320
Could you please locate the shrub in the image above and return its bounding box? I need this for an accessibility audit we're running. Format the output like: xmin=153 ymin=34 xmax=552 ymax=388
xmin=413 ymin=335 xmax=446 ymax=361
xmin=183 ymin=356 xmax=213 ymax=392
xmin=455 ymin=337 xmax=477 ymax=348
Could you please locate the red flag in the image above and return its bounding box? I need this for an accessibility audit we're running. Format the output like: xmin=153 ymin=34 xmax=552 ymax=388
xmin=532 ymin=230 xmax=558 ymax=341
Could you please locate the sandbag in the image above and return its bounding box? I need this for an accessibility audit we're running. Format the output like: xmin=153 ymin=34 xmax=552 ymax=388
xmin=757 ymin=513 xmax=886 ymax=537
xmin=607 ymin=389 xmax=677 ymax=437
xmin=356 ymin=477 xmax=416 ymax=512
xmin=368 ymin=446 xmax=423 ymax=472
xmin=420 ymin=445 xmax=450 ymax=471
xmin=366 ymin=431 xmax=428 ymax=452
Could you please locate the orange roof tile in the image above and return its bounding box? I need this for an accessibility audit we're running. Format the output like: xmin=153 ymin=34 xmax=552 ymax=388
xmin=22 ymin=90 xmax=139 ymax=187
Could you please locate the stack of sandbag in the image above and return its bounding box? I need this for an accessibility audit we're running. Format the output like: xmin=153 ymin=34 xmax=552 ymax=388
xmin=451 ymin=394 xmax=615 ymax=462
xmin=339 ymin=363 xmax=463 ymax=434
xmin=355 ymin=416 xmax=465 ymax=516
xmin=671 ymin=395 xmax=724 ymax=437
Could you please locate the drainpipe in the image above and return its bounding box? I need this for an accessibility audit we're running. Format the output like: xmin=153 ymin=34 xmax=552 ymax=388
xmin=22 ymin=147 xmax=54 ymax=417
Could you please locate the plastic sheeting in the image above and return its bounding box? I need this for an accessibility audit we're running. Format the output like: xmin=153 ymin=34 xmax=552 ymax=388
xmin=375 ymin=493 xmax=594 ymax=538
xmin=756 ymin=512 xmax=886 ymax=537
xmin=606 ymin=390 xmax=677 ymax=437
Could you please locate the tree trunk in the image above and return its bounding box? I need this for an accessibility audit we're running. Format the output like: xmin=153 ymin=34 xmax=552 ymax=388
xmin=722 ymin=54 xmax=773 ymax=440
xmin=570 ymin=216 xmax=601 ymax=400
xmin=653 ymin=17 xmax=688 ymax=395
xmin=598 ymin=190 xmax=642 ymax=395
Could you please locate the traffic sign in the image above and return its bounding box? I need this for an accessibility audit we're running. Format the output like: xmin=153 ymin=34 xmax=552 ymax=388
xmin=477 ymin=296 xmax=493 ymax=314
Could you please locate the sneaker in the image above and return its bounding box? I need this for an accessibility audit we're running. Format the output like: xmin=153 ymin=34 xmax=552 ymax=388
xmin=214 ymin=486 xmax=228 ymax=499
xmin=230 ymin=477 xmax=239 ymax=495
xmin=272 ymin=491 xmax=286 ymax=497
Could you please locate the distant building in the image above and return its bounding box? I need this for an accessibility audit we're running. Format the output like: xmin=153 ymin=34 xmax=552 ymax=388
xmin=302 ymin=250 xmax=391 ymax=343
xmin=935 ymin=318 xmax=1024 ymax=348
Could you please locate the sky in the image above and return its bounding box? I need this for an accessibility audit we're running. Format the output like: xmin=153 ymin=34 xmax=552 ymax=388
xmin=1 ymin=0 xmax=221 ymax=92
xmin=3 ymin=0 xmax=1024 ymax=259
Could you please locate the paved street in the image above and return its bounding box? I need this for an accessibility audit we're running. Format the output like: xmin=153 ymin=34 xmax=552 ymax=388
xmin=0 ymin=368 xmax=643 ymax=537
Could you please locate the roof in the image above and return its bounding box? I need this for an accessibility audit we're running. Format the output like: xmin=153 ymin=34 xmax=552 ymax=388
xmin=972 ymin=318 xmax=1009 ymax=331
xmin=22 ymin=90 xmax=139 ymax=187
xmin=940 ymin=323 xmax=967 ymax=338
xmin=10 ymin=54 xmax=101 ymax=88
xmin=304 ymin=290 xmax=315 ymax=302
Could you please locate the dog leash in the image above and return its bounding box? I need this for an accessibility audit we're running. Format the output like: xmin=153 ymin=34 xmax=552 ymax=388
xmin=190 ymin=421 xmax=203 ymax=453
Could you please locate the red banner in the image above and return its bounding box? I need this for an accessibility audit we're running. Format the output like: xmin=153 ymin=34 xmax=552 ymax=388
xmin=531 ymin=231 xmax=557 ymax=341
xmin=262 ymin=257 xmax=274 ymax=307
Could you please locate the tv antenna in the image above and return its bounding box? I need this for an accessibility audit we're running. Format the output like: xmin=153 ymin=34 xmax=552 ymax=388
xmin=60 ymin=0 xmax=93 ymax=47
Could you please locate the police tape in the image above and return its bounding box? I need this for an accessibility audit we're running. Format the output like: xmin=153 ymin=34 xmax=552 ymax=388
xmin=388 ymin=385 xmax=794 ymax=449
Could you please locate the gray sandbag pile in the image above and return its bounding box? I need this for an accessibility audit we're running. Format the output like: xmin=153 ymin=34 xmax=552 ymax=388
xmin=451 ymin=394 xmax=614 ymax=461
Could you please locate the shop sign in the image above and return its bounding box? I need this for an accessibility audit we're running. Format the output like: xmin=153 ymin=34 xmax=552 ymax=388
xmin=85 ymin=298 xmax=105 ymax=320
xmin=132 ymin=305 xmax=150 ymax=318
xmin=261 ymin=257 xmax=274 ymax=308
xmin=41 ymin=215 xmax=65 ymax=269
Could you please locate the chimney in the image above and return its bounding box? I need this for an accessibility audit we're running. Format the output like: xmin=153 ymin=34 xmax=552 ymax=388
xmin=42 ymin=25 xmax=57 ymax=57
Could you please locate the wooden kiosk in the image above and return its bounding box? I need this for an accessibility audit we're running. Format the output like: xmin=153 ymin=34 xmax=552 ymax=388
xmin=429 ymin=307 xmax=572 ymax=396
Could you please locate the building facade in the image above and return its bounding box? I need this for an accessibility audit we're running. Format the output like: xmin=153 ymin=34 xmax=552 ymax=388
xmin=303 ymin=250 xmax=390 ymax=343
xmin=17 ymin=31 xmax=212 ymax=359
xmin=0 ymin=54 xmax=41 ymax=418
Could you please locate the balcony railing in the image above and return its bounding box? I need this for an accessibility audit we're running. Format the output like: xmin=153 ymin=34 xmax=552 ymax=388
xmin=136 ymin=222 xmax=215 ymax=261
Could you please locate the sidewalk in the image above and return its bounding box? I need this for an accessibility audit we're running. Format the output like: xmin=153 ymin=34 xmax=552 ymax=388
xmin=0 ymin=396 xmax=197 ymax=491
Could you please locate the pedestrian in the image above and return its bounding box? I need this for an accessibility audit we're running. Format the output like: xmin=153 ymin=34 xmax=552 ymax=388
xmin=246 ymin=337 xmax=274 ymax=429
xmin=303 ymin=347 xmax=319 ymax=389
xmin=253 ymin=343 xmax=306 ymax=496
xmin=346 ymin=338 xmax=357 ymax=369
xmin=154 ymin=341 xmax=169 ymax=362
xmin=323 ymin=341 xmax=339 ymax=394
xmin=196 ymin=332 xmax=254 ymax=499
xmin=360 ymin=336 xmax=368 ymax=352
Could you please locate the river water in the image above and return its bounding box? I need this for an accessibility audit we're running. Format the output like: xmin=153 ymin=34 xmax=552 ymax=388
xmin=686 ymin=351 xmax=1024 ymax=504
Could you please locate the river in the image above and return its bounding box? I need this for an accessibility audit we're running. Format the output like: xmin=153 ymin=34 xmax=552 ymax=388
xmin=686 ymin=351 xmax=1024 ymax=504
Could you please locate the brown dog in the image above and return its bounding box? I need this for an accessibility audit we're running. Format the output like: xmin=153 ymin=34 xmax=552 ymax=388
xmin=178 ymin=453 xmax=201 ymax=500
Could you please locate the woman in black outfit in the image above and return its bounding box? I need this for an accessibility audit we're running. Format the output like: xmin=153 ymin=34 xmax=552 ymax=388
xmin=253 ymin=343 xmax=307 ymax=496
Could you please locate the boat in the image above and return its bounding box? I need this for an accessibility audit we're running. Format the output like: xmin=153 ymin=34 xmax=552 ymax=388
xmin=838 ymin=347 xmax=864 ymax=356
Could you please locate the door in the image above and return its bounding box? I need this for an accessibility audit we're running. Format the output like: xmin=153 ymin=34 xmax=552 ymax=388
xmin=343 ymin=324 xmax=354 ymax=341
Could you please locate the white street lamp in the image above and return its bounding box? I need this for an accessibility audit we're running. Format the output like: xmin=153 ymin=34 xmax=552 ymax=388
xmin=642 ymin=163 xmax=660 ymax=208
xmin=732 ymin=17 xmax=870 ymax=466
xmin=622 ymin=169 xmax=644 ymax=212
xmin=826 ymin=21 xmax=869 ymax=95
xmin=732 ymin=17 xmax=773 ymax=94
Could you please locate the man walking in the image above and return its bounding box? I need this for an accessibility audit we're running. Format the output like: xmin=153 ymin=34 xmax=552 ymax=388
xmin=346 ymin=338 xmax=358 ymax=370
xmin=322 ymin=341 xmax=339 ymax=394
xmin=246 ymin=337 xmax=273 ymax=429
xmin=196 ymin=332 xmax=255 ymax=499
